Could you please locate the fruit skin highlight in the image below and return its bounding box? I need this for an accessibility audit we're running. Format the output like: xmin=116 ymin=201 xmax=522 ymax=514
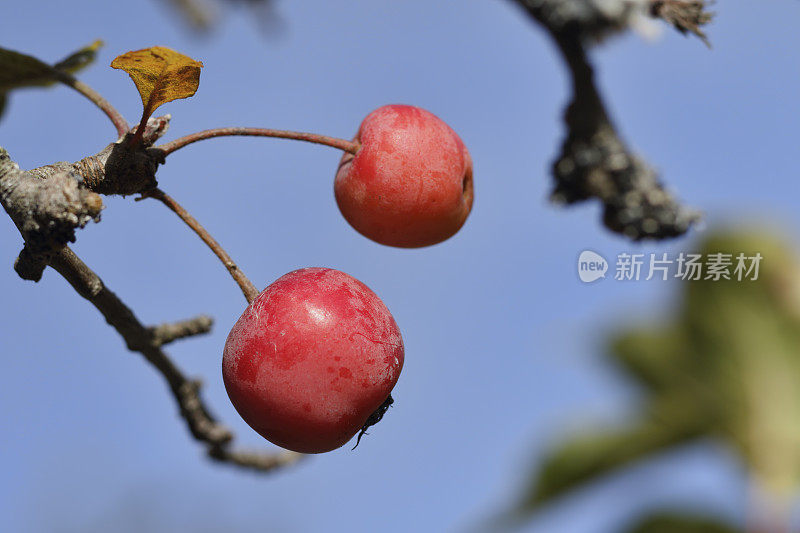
xmin=335 ymin=104 xmax=474 ymax=248
xmin=222 ymin=267 xmax=404 ymax=453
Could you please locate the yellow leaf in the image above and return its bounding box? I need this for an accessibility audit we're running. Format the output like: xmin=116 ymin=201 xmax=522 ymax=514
xmin=110 ymin=46 xmax=203 ymax=124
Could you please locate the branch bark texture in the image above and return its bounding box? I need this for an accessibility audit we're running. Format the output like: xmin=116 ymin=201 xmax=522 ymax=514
xmin=509 ymin=0 xmax=712 ymax=240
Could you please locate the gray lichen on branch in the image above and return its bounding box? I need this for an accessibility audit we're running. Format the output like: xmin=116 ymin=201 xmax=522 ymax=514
xmin=0 ymin=147 xmax=103 ymax=281
xmin=31 ymin=138 xmax=163 ymax=196
xmin=0 ymin=118 xmax=169 ymax=280
xmin=510 ymin=0 xmax=711 ymax=239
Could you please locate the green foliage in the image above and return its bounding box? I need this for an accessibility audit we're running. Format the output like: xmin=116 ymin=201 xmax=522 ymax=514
xmin=0 ymin=41 xmax=102 ymax=121
xmin=516 ymin=414 xmax=703 ymax=511
xmin=623 ymin=511 xmax=741 ymax=533
xmin=506 ymin=228 xmax=800 ymax=523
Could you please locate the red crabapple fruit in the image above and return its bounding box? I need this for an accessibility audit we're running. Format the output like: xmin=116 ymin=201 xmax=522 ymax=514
xmin=334 ymin=104 xmax=474 ymax=248
xmin=222 ymin=267 xmax=404 ymax=453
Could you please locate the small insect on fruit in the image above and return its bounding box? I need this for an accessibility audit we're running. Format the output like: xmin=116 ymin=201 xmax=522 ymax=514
xmin=222 ymin=267 xmax=404 ymax=453
xmin=335 ymin=104 xmax=474 ymax=248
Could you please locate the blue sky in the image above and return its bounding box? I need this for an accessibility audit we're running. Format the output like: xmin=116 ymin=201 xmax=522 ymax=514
xmin=1 ymin=1 xmax=799 ymax=531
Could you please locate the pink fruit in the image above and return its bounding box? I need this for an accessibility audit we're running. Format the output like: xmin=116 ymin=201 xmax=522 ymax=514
xmin=334 ymin=104 xmax=474 ymax=248
xmin=222 ymin=267 xmax=404 ymax=453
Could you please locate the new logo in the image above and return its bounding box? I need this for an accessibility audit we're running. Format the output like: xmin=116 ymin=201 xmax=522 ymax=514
xmin=578 ymin=250 xmax=608 ymax=283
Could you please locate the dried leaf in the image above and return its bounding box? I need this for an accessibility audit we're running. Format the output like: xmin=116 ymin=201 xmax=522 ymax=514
xmin=110 ymin=46 xmax=203 ymax=124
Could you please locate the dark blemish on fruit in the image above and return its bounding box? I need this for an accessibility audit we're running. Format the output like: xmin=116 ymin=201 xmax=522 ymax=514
xmin=339 ymin=367 xmax=352 ymax=379
xmin=334 ymin=356 xmax=341 ymax=362
xmin=327 ymin=367 xmax=335 ymax=373
xmin=352 ymin=394 xmax=394 ymax=450
xmin=462 ymin=167 xmax=473 ymax=204
xmin=303 ymin=403 xmax=312 ymax=412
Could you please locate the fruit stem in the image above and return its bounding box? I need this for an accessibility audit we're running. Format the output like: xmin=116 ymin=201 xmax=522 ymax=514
xmin=156 ymin=127 xmax=360 ymax=156
xmin=127 ymin=112 xmax=150 ymax=148
xmin=52 ymin=70 xmax=129 ymax=138
xmin=144 ymin=187 xmax=260 ymax=303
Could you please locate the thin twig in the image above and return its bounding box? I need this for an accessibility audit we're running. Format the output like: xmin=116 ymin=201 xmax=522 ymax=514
xmin=53 ymin=70 xmax=129 ymax=138
xmin=156 ymin=127 xmax=360 ymax=156
xmin=148 ymin=315 xmax=214 ymax=347
xmin=48 ymin=246 xmax=302 ymax=472
xmin=143 ymin=187 xmax=260 ymax=303
xmin=208 ymin=446 xmax=304 ymax=471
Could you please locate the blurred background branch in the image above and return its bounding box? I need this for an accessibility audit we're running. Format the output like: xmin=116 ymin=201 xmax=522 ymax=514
xmin=507 ymin=0 xmax=712 ymax=240
xmin=159 ymin=0 xmax=284 ymax=35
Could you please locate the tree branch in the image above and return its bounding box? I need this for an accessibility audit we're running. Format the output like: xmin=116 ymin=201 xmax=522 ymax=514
xmin=1 ymin=146 xmax=302 ymax=473
xmin=30 ymin=115 xmax=171 ymax=197
xmin=0 ymin=148 xmax=103 ymax=281
xmin=148 ymin=315 xmax=214 ymax=347
xmin=508 ymin=0 xmax=706 ymax=240
xmin=0 ymin=117 xmax=172 ymax=279
xmin=48 ymin=246 xmax=304 ymax=472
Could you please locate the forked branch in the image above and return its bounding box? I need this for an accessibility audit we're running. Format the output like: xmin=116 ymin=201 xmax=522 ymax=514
xmin=48 ymin=246 xmax=304 ymax=472
xmin=1 ymin=144 xmax=301 ymax=473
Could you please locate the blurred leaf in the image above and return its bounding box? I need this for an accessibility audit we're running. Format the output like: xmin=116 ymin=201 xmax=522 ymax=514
xmin=609 ymin=326 xmax=689 ymax=392
xmin=0 ymin=41 xmax=103 ymax=123
xmin=163 ymin=0 xmax=216 ymax=31
xmin=681 ymin=232 xmax=800 ymax=496
xmin=159 ymin=0 xmax=283 ymax=35
xmin=506 ymin=228 xmax=800 ymax=521
xmin=623 ymin=511 xmax=741 ymax=533
xmin=53 ymin=39 xmax=104 ymax=74
xmin=110 ymin=46 xmax=202 ymax=124
xmin=0 ymin=40 xmax=102 ymax=90
xmin=515 ymin=412 xmax=703 ymax=513
xmin=0 ymin=48 xmax=52 ymax=90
